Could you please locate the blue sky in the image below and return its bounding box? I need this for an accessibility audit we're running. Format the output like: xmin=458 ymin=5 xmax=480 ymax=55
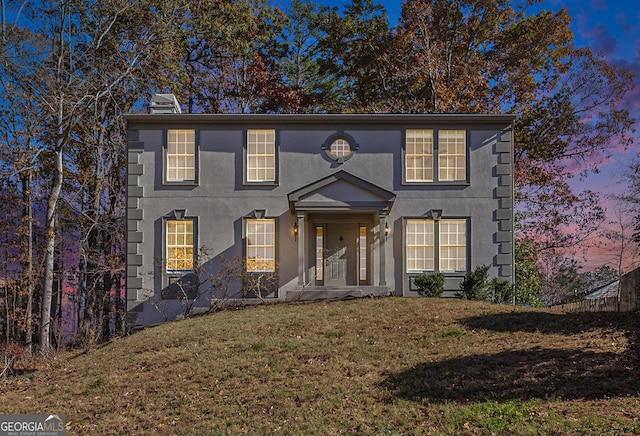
xmin=269 ymin=0 xmax=640 ymax=269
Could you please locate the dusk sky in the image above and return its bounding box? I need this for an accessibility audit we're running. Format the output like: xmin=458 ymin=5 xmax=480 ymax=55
xmin=271 ymin=0 xmax=640 ymax=272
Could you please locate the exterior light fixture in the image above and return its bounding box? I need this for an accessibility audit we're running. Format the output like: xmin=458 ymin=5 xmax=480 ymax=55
xmin=293 ymin=222 xmax=299 ymax=241
xmin=384 ymin=222 xmax=390 ymax=240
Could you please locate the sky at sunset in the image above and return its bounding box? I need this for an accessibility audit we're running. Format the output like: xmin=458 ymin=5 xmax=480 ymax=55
xmin=271 ymin=0 xmax=640 ymax=272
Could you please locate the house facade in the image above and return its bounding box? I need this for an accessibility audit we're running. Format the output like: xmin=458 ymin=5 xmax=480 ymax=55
xmin=126 ymin=102 xmax=515 ymax=326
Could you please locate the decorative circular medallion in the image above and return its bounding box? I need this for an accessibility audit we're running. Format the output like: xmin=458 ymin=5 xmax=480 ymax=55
xmin=322 ymin=133 xmax=358 ymax=163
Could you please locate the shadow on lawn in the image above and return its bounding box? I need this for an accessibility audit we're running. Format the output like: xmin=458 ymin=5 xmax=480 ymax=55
xmin=380 ymin=311 xmax=640 ymax=403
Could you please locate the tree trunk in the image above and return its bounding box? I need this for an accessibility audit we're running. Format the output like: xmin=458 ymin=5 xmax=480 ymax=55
xmin=39 ymin=147 xmax=63 ymax=353
xmin=22 ymin=170 xmax=34 ymax=355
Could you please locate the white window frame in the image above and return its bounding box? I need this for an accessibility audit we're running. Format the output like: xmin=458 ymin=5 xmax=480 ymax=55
xmin=405 ymin=129 xmax=434 ymax=182
xmin=166 ymin=129 xmax=197 ymax=183
xmin=406 ymin=219 xmax=435 ymax=272
xmin=438 ymin=219 xmax=467 ymax=272
xmin=405 ymin=218 xmax=468 ymax=273
xmin=316 ymin=226 xmax=324 ymax=282
xmin=166 ymin=219 xmax=195 ymax=273
xmin=358 ymin=226 xmax=368 ymax=283
xmin=404 ymin=129 xmax=468 ymax=184
xmin=438 ymin=130 xmax=467 ymax=182
xmin=246 ymin=129 xmax=277 ymax=184
xmin=246 ymin=218 xmax=276 ymax=272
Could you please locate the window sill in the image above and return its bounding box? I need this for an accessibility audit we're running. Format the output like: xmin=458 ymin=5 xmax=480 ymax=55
xmin=243 ymin=181 xmax=279 ymax=187
xmin=163 ymin=181 xmax=199 ymax=187
xmin=402 ymin=181 xmax=470 ymax=186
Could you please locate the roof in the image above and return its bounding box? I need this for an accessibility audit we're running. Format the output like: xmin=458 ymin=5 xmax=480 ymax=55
xmin=124 ymin=113 xmax=517 ymax=125
xmin=585 ymin=280 xmax=620 ymax=299
xmin=288 ymin=170 xmax=395 ymax=213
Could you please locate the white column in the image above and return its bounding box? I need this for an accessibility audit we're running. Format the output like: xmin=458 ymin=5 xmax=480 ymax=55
xmin=297 ymin=212 xmax=305 ymax=286
xmin=379 ymin=211 xmax=387 ymax=287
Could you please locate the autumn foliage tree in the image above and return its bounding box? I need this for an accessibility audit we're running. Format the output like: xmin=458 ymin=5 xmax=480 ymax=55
xmin=0 ymin=0 xmax=636 ymax=350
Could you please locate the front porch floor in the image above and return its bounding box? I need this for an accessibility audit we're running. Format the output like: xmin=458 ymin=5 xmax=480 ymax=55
xmin=284 ymin=286 xmax=392 ymax=301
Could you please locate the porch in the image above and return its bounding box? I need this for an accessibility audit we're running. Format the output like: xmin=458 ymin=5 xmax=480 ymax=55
xmin=284 ymin=286 xmax=392 ymax=301
xmin=287 ymin=171 xmax=396 ymax=296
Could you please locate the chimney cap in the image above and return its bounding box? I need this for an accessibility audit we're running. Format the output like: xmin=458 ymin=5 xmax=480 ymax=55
xmin=150 ymin=93 xmax=182 ymax=114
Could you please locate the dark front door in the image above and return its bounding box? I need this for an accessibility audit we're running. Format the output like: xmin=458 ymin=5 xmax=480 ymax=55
xmin=325 ymin=223 xmax=357 ymax=286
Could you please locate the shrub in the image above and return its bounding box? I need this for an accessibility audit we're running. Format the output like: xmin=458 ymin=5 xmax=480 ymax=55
xmin=1 ymin=342 xmax=25 ymax=378
xmin=458 ymin=265 xmax=514 ymax=304
xmin=458 ymin=265 xmax=491 ymax=300
xmin=413 ymin=272 xmax=445 ymax=297
xmin=489 ymin=277 xmax=513 ymax=304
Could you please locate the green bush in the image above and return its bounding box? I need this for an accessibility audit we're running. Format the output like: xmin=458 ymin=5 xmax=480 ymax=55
xmin=458 ymin=265 xmax=490 ymax=300
xmin=413 ymin=272 xmax=445 ymax=297
xmin=458 ymin=265 xmax=514 ymax=304
xmin=489 ymin=277 xmax=513 ymax=304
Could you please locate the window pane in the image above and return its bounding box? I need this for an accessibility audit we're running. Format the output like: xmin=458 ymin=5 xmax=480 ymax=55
xmin=439 ymin=220 xmax=466 ymax=272
xmin=246 ymin=218 xmax=276 ymax=272
xmin=359 ymin=226 xmax=367 ymax=282
xmin=247 ymin=129 xmax=276 ymax=182
xmin=406 ymin=219 xmax=435 ymax=272
xmin=166 ymin=219 xmax=194 ymax=272
xmin=330 ymin=138 xmax=352 ymax=158
xmin=406 ymin=130 xmax=434 ymax=182
xmin=438 ymin=130 xmax=466 ymax=181
xmin=316 ymin=227 xmax=323 ymax=281
xmin=167 ymin=129 xmax=196 ymax=182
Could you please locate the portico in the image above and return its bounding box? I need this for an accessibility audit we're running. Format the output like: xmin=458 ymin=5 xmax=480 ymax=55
xmin=287 ymin=171 xmax=395 ymax=298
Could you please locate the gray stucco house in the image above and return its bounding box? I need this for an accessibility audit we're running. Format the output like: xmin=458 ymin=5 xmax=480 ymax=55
xmin=126 ymin=97 xmax=515 ymax=326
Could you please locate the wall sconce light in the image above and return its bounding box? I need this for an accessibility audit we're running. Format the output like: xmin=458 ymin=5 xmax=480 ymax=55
xmin=293 ymin=222 xmax=299 ymax=241
xmin=384 ymin=222 xmax=389 ymax=240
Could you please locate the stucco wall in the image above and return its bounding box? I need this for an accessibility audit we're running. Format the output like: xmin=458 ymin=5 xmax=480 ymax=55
xmin=126 ymin=114 xmax=514 ymax=325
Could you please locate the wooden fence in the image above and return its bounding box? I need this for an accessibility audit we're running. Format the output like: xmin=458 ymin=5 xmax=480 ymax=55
xmin=557 ymin=267 xmax=640 ymax=313
xmin=558 ymin=295 xmax=623 ymax=313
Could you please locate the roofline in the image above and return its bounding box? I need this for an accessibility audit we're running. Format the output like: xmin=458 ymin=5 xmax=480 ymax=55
xmin=124 ymin=113 xmax=517 ymax=125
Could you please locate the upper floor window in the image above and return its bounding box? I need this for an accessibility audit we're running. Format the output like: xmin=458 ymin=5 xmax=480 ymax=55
xmin=166 ymin=219 xmax=195 ymax=273
xmin=329 ymin=138 xmax=352 ymax=160
xmin=405 ymin=130 xmax=434 ymax=182
xmin=439 ymin=130 xmax=467 ymax=181
xmin=404 ymin=129 xmax=467 ymax=183
xmin=406 ymin=218 xmax=467 ymax=273
xmin=166 ymin=129 xmax=196 ymax=183
xmin=322 ymin=133 xmax=357 ymax=163
xmin=246 ymin=218 xmax=276 ymax=272
xmin=247 ymin=129 xmax=276 ymax=183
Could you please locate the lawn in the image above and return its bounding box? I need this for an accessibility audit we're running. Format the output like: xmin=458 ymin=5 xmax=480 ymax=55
xmin=2 ymin=297 xmax=639 ymax=435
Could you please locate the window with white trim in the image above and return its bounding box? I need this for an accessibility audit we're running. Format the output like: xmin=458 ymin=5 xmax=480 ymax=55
xmin=404 ymin=129 xmax=467 ymax=183
xmin=166 ymin=219 xmax=194 ymax=272
xmin=406 ymin=219 xmax=467 ymax=273
xmin=438 ymin=130 xmax=466 ymax=181
xmin=321 ymin=133 xmax=358 ymax=163
xmin=406 ymin=219 xmax=435 ymax=272
xmin=166 ymin=129 xmax=196 ymax=182
xmin=246 ymin=219 xmax=276 ymax=272
xmin=405 ymin=130 xmax=434 ymax=182
xmin=316 ymin=226 xmax=323 ymax=281
xmin=439 ymin=219 xmax=467 ymax=272
xmin=247 ymin=129 xmax=276 ymax=183
xmin=359 ymin=226 xmax=367 ymax=282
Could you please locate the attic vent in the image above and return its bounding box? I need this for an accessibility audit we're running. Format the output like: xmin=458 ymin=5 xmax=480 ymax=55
xmin=150 ymin=94 xmax=182 ymax=114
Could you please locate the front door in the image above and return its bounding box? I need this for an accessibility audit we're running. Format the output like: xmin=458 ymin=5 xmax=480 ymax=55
xmin=325 ymin=223 xmax=357 ymax=286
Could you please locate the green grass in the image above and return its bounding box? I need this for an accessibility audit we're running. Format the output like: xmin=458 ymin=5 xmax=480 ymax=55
xmin=2 ymin=297 xmax=639 ymax=435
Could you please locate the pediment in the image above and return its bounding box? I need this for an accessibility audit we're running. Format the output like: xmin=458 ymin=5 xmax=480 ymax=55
xmin=288 ymin=171 xmax=395 ymax=212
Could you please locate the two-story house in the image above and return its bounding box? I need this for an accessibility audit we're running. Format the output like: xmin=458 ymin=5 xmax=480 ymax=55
xmin=126 ymin=95 xmax=515 ymax=326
